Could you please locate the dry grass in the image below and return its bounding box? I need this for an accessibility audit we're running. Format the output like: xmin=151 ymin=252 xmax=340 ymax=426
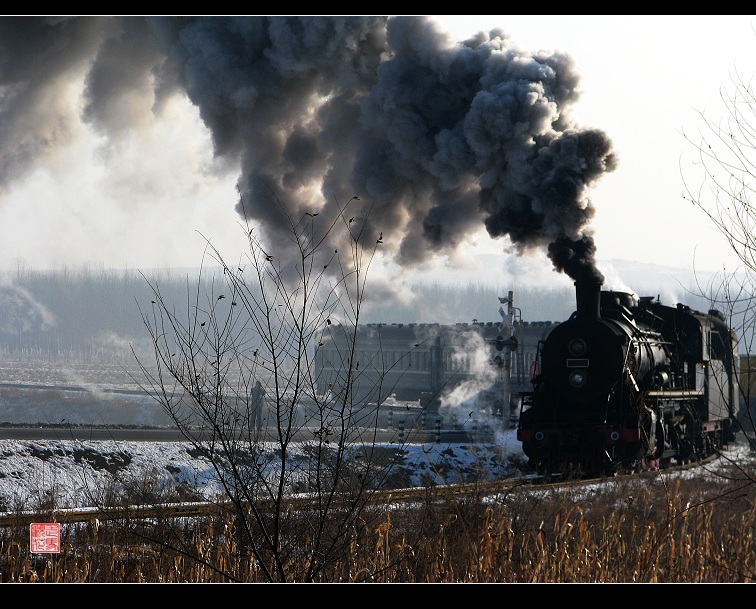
xmin=0 ymin=468 xmax=754 ymax=583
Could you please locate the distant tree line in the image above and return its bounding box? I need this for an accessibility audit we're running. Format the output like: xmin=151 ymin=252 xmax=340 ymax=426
xmin=0 ymin=268 xmax=191 ymax=360
xmin=0 ymin=266 xmax=725 ymax=360
xmin=362 ymin=280 xmax=576 ymax=326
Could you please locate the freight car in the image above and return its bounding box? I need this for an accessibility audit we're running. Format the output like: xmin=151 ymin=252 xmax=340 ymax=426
xmin=516 ymin=279 xmax=742 ymax=478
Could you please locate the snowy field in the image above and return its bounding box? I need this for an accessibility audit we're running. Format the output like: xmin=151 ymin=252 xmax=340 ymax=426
xmin=0 ymin=430 xmax=754 ymax=513
xmin=0 ymin=432 xmax=528 ymax=511
xmin=0 ymin=355 xmax=531 ymax=511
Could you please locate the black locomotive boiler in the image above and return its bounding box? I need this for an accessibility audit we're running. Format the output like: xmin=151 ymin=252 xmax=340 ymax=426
xmin=517 ymin=278 xmax=740 ymax=477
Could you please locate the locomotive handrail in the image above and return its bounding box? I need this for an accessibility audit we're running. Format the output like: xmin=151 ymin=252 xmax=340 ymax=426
xmin=645 ymin=389 xmax=704 ymax=398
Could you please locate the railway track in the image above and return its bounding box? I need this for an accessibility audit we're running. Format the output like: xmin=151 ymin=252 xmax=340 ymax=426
xmin=0 ymin=480 xmax=538 ymax=528
xmin=0 ymin=452 xmax=720 ymax=528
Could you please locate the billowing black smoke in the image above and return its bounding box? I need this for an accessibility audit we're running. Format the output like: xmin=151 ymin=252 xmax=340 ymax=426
xmin=0 ymin=16 xmax=615 ymax=283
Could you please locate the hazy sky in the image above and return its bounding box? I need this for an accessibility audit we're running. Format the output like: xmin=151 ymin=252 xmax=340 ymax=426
xmin=434 ymin=15 xmax=756 ymax=289
xmin=0 ymin=15 xmax=753 ymax=296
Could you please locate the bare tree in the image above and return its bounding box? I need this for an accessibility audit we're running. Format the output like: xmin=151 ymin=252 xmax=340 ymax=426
xmin=682 ymin=67 xmax=756 ymax=440
xmin=127 ymin=190 xmax=418 ymax=581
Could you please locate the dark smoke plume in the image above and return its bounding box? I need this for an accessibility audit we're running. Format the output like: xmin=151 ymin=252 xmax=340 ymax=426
xmin=0 ymin=16 xmax=616 ymax=283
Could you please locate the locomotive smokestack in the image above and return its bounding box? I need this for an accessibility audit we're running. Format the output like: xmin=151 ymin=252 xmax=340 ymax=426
xmin=575 ymin=278 xmax=602 ymax=320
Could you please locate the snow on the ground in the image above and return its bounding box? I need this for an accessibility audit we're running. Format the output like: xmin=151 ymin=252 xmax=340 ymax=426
xmin=0 ymin=424 xmax=754 ymax=514
xmin=0 ymin=430 xmax=529 ymax=512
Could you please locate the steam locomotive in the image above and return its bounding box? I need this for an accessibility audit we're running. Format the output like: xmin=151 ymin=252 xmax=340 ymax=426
xmin=517 ymin=279 xmax=741 ymax=478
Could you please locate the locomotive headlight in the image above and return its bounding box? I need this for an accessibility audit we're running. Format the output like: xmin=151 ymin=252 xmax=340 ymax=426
xmin=535 ymin=431 xmax=545 ymax=441
xmin=568 ymin=369 xmax=588 ymax=388
xmin=568 ymin=338 xmax=587 ymax=357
